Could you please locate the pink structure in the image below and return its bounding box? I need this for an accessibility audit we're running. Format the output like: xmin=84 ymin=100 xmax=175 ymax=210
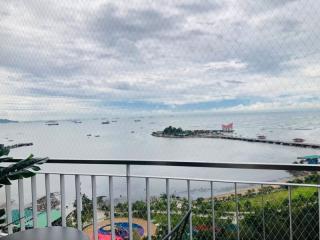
xmin=222 ymin=123 xmax=233 ymax=132
xmin=90 ymin=234 xmax=123 ymax=240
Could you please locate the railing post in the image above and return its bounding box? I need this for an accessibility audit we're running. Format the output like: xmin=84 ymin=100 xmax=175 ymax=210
xmin=109 ymin=176 xmax=115 ymax=240
xmin=5 ymin=185 xmax=12 ymax=234
xmin=261 ymin=184 xmax=266 ymax=240
xmin=166 ymin=178 xmax=171 ymax=234
xmin=60 ymin=174 xmax=66 ymax=227
xmin=235 ymin=183 xmax=240 ymax=240
xmin=18 ymin=178 xmax=25 ymax=231
xmin=318 ymin=183 xmax=320 ymax=240
xmin=146 ymin=177 xmax=151 ymax=240
xmin=288 ymin=186 xmax=293 ymax=240
xmin=127 ymin=165 xmax=133 ymax=240
xmin=45 ymin=174 xmax=51 ymax=227
xmin=317 ymin=172 xmax=320 ymax=240
xmin=187 ymin=180 xmax=192 ymax=240
xmin=211 ymin=182 xmax=215 ymax=240
xmin=75 ymin=174 xmax=82 ymax=230
xmin=31 ymin=175 xmax=37 ymax=228
xmin=92 ymin=176 xmax=98 ymax=240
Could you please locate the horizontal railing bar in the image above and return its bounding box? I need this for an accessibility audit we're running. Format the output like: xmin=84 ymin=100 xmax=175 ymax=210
xmin=36 ymin=172 xmax=126 ymax=177
xmin=33 ymin=172 xmax=320 ymax=188
xmin=5 ymin=159 xmax=320 ymax=171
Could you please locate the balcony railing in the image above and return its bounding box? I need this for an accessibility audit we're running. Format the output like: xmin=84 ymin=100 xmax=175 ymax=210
xmin=1 ymin=160 xmax=320 ymax=240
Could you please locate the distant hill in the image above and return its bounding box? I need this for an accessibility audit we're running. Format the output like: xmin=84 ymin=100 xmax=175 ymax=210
xmin=0 ymin=119 xmax=18 ymax=124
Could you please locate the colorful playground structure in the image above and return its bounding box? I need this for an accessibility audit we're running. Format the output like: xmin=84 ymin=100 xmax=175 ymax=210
xmin=96 ymin=222 xmax=144 ymax=240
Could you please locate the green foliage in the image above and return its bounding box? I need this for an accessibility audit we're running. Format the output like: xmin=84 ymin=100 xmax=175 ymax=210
xmin=133 ymin=200 xmax=147 ymax=219
xmin=69 ymin=194 xmax=94 ymax=229
xmin=0 ymin=149 xmax=47 ymax=188
xmin=163 ymin=126 xmax=186 ymax=136
xmin=0 ymin=144 xmax=47 ymax=231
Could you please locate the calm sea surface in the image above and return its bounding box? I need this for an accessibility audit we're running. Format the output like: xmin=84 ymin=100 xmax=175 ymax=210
xmin=1 ymin=111 xmax=319 ymax=206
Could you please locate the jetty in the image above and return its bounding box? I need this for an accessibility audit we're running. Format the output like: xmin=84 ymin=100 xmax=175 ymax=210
xmin=152 ymin=126 xmax=320 ymax=149
xmin=216 ymin=135 xmax=320 ymax=149
xmin=3 ymin=142 xmax=34 ymax=150
xmin=9 ymin=142 xmax=33 ymax=149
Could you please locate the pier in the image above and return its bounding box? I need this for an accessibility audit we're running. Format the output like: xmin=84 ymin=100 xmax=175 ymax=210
xmin=216 ymin=135 xmax=320 ymax=149
xmin=152 ymin=127 xmax=320 ymax=149
xmin=6 ymin=142 xmax=34 ymax=149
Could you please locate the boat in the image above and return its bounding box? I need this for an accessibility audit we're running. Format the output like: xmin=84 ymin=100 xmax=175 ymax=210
xmin=297 ymin=155 xmax=320 ymax=164
xmin=73 ymin=120 xmax=82 ymax=124
xmin=46 ymin=121 xmax=59 ymax=126
xmin=101 ymin=121 xmax=110 ymax=124
xmin=134 ymin=119 xmax=141 ymax=122
xmin=293 ymin=138 xmax=305 ymax=143
xmin=94 ymin=135 xmax=100 ymax=137
xmin=257 ymin=135 xmax=266 ymax=140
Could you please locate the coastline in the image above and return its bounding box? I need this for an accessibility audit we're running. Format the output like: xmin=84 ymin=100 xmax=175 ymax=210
xmin=210 ymin=174 xmax=308 ymax=201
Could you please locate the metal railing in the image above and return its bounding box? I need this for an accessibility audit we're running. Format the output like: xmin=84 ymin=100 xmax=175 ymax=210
xmin=2 ymin=159 xmax=320 ymax=240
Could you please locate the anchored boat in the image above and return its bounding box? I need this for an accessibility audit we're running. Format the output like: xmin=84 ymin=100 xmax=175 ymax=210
xmin=46 ymin=121 xmax=59 ymax=126
xmin=257 ymin=135 xmax=266 ymax=140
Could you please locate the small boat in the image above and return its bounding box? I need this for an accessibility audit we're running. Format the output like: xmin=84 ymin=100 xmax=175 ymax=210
xmin=73 ymin=120 xmax=82 ymax=124
xmin=257 ymin=135 xmax=266 ymax=140
xmin=131 ymin=131 xmax=135 ymax=133
xmin=94 ymin=135 xmax=100 ymax=137
xmin=293 ymin=138 xmax=305 ymax=143
xmin=87 ymin=134 xmax=92 ymax=137
xmin=101 ymin=121 xmax=110 ymax=124
xmin=46 ymin=121 xmax=59 ymax=126
xmin=134 ymin=119 xmax=141 ymax=122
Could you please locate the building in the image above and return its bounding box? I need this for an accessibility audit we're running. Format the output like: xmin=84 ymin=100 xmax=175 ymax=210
xmin=222 ymin=123 xmax=233 ymax=132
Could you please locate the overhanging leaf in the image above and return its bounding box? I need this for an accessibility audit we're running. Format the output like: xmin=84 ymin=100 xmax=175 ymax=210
xmin=0 ymin=157 xmax=12 ymax=163
xmin=31 ymin=166 xmax=41 ymax=171
xmin=0 ymin=148 xmax=47 ymax=187
xmin=7 ymin=173 xmax=23 ymax=180
xmin=0 ymin=177 xmax=11 ymax=185
xmin=0 ymin=208 xmax=5 ymax=216
xmin=21 ymin=170 xmax=36 ymax=178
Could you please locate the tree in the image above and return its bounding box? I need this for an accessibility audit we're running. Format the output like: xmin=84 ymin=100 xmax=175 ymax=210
xmin=68 ymin=194 xmax=93 ymax=229
xmin=0 ymin=144 xmax=47 ymax=232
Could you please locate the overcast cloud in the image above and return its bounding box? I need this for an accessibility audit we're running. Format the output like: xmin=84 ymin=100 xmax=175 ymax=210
xmin=0 ymin=0 xmax=320 ymax=120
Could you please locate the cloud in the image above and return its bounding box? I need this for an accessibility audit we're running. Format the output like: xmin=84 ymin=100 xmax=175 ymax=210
xmin=178 ymin=1 xmax=221 ymax=13
xmin=0 ymin=0 xmax=320 ymax=120
xmin=87 ymin=4 xmax=182 ymax=62
xmin=204 ymin=60 xmax=247 ymax=71
xmin=302 ymin=65 xmax=320 ymax=78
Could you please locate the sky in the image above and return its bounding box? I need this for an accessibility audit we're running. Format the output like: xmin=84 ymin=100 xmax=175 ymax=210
xmin=0 ymin=0 xmax=320 ymax=120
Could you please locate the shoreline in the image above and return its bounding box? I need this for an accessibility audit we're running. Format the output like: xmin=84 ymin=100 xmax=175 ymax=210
xmin=210 ymin=174 xmax=308 ymax=201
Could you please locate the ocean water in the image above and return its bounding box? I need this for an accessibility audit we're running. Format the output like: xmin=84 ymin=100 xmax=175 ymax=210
xmin=1 ymin=110 xmax=319 ymax=206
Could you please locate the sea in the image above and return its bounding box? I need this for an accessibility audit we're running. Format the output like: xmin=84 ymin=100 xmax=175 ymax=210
xmin=0 ymin=110 xmax=319 ymax=208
